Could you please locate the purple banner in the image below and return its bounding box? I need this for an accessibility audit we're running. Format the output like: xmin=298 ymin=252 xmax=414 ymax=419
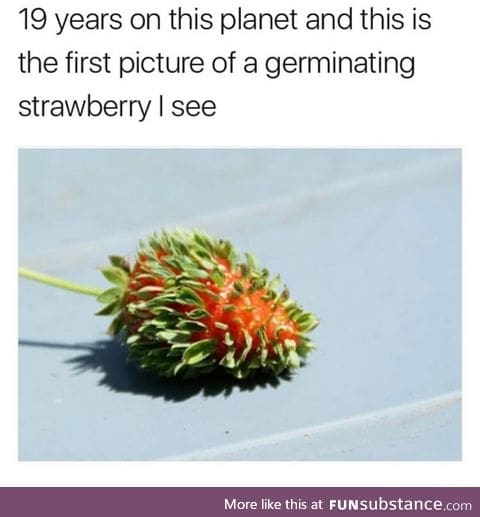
xmin=0 ymin=488 xmax=477 ymax=517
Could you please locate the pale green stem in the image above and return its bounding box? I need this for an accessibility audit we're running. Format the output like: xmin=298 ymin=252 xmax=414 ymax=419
xmin=19 ymin=267 xmax=103 ymax=297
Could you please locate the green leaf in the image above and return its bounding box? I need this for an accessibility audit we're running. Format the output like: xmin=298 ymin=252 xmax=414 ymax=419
xmin=233 ymin=281 xmax=245 ymax=294
xmin=183 ymin=339 xmax=217 ymax=365
xmin=297 ymin=341 xmax=315 ymax=357
xmin=182 ymin=267 xmax=209 ymax=280
xmin=174 ymin=362 xmax=186 ymax=376
xmin=245 ymin=252 xmax=257 ymax=271
xmin=176 ymin=287 xmax=204 ymax=307
xmin=284 ymin=338 xmax=297 ymax=351
xmin=256 ymin=326 xmax=268 ymax=347
xmin=178 ymin=320 xmax=207 ymax=332
xmin=260 ymin=347 xmax=269 ymax=365
xmin=96 ymin=299 xmax=121 ymax=316
xmin=109 ymin=255 xmax=130 ymax=273
xmin=223 ymin=332 xmax=234 ymax=346
xmin=239 ymin=330 xmax=253 ymax=363
xmin=108 ymin=313 xmax=125 ymax=335
xmin=219 ymin=349 xmax=236 ymax=368
xmin=186 ymin=308 xmax=210 ymax=319
xmin=97 ymin=287 xmax=123 ymax=305
xmin=267 ymin=275 xmax=281 ymax=292
xmin=146 ymin=263 xmax=173 ymax=278
xmin=249 ymin=354 xmax=262 ymax=369
xmin=137 ymin=286 xmax=164 ymax=294
xmin=297 ymin=313 xmax=319 ymax=332
xmin=126 ymin=334 xmax=141 ymax=345
xmin=156 ymin=330 xmax=188 ymax=342
xmin=100 ymin=266 xmax=129 ymax=287
xmin=210 ymin=267 xmax=225 ymax=287
xmin=288 ymin=349 xmax=301 ymax=368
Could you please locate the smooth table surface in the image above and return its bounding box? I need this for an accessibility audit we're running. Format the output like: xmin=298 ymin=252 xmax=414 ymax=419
xmin=18 ymin=149 xmax=461 ymax=460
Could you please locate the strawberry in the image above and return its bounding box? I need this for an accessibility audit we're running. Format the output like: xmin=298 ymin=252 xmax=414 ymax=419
xmin=97 ymin=229 xmax=318 ymax=379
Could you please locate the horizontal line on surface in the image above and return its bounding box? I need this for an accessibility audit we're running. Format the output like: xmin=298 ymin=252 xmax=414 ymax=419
xmin=163 ymin=391 xmax=461 ymax=461
xmin=21 ymin=152 xmax=458 ymax=271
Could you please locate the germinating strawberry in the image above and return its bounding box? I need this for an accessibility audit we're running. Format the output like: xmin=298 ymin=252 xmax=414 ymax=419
xmin=97 ymin=229 xmax=318 ymax=379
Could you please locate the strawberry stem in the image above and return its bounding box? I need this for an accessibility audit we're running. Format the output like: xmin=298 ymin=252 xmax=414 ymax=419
xmin=19 ymin=267 xmax=103 ymax=297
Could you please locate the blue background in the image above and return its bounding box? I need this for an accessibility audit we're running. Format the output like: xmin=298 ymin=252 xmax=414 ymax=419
xmin=18 ymin=149 xmax=461 ymax=460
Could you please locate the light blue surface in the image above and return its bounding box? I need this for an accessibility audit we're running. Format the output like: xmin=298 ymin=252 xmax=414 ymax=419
xmin=18 ymin=149 xmax=461 ymax=460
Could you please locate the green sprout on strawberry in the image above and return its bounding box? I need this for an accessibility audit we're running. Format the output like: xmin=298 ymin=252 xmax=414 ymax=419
xmin=20 ymin=229 xmax=319 ymax=379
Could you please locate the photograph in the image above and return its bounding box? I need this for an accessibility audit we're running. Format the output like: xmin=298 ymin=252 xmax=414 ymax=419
xmin=18 ymin=148 xmax=461 ymax=461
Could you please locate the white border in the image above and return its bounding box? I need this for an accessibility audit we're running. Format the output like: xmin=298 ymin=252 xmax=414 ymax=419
xmin=2 ymin=0 xmax=479 ymax=486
